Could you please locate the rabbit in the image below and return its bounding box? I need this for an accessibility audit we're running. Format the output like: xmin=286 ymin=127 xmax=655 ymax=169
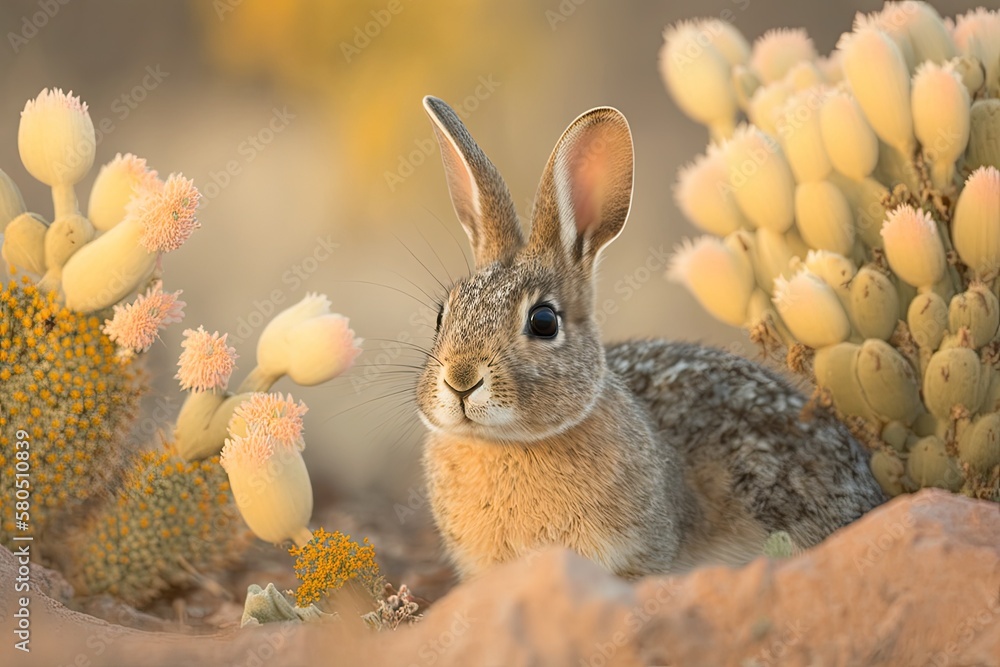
xmin=417 ymin=95 xmax=886 ymax=581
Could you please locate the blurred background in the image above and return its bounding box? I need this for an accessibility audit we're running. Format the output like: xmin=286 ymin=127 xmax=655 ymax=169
xmin=0 ymin=0 xmax=984 ymax=499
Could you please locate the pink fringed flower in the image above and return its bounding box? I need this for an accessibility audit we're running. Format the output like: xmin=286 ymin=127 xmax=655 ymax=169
xmin=102 ymin=281 xmax=185 ymax=355
xmin=176 ymin=326 xmax=238 ymax=392
xmin=130 ymin=173 xmax=201 ymax=253
xmin=232 ymin=392 xmax=309 ymax=448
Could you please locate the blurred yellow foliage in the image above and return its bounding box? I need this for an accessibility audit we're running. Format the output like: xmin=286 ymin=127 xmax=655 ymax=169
xmin=192 ymin=0 xmax=541 ymax=196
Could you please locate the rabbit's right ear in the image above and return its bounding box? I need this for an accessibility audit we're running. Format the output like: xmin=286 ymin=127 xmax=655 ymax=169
xmin=423 ymin=96 xmax=523 ymax=267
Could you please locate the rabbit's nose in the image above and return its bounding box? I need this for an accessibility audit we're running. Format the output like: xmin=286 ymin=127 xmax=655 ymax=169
xmin=444 ymin=376 xmax=484 ymax=400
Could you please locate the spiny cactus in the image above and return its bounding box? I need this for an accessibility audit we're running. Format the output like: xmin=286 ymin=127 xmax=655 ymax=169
xmin=0 ymin=277 xmax=142 ymax=547
xmin=67 ymin=447 xmax=248 ymax=606
xmin=664 ymin=2 xmax=1000 ymax=502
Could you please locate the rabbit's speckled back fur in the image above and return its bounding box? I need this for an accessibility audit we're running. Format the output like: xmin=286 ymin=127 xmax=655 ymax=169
xmin=417 ymin=96 xmax=885 ymax=580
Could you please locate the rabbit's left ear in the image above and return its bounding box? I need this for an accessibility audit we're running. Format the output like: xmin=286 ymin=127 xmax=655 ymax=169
xmin=423 ymin=95 xmax=523 ymax=267
xmin=529 ymin=107 xmax=634 ymax=268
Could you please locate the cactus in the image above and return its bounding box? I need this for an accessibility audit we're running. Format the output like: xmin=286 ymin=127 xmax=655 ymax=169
xmin=664 ymin=2 xmax=1000 ymax=501
xmin=67 ymin=447 xmax=248 ymax=606
xmin=0 ymin=278 xmax=142 ymax=547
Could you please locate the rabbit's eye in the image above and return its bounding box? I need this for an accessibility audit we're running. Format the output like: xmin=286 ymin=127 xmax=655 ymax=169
xmin=528 ymin=305 xmax=559 ymax=338
xmin=436 ymin=305 xmax=444 ymax=332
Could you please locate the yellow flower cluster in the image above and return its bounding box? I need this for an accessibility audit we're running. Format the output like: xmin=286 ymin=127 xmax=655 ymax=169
xmin=0 ymin=277 xmax=142 ymax=546
xmin=68 ymin=447 xmax=249 ymax=606
xmin=290 ymin=528 xmax=382 ymax=606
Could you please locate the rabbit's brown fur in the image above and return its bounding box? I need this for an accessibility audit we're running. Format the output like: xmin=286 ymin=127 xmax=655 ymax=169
xmin=418 ymin=96 xmax=885 ymax=580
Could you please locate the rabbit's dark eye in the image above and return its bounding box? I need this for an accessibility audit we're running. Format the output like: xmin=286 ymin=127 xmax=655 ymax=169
xmin=436 ymin=305 xmax=444 ymax=332
xmin=528 ymin=305 xmax=559 ymax=338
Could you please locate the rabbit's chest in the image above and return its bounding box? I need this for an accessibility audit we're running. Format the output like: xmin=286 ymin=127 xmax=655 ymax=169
xmin=423 ymin=435 xmax=640 ymax=577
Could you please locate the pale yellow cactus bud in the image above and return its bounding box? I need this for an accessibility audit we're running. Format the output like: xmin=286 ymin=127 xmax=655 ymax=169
xmin=38 ymin=213 xmax=96 ymax=292
xmin=820 ymin=92 xmax=879 ymax=181
xmin=772 ymin=270 xmax=851 ymax=348
xmin=948 ymin=284 xmax=1000 ymax=349
xmin=951 ymin=8 xmax=1000 ymax=95
xmin=813 ymin=342 xmax=874 ymax=419
xmin=828 ymin=174 xmax=889 ymax=249
xmin=838 ymin=27 xmax=915 ymax=154
xmin=747 ymin=81 xmax=793 ymax=136
xmin=43 ymin=214 xmax=94 ymax=271
xmin=911 ymin=62 xmax=970 ymax=189
xmin=881 ymin=421 xmax=911 ymax=452
xmin=870 ymin=449 xmax=906 ymax=496
xmin=750 ymin=28 xmax=817 ymax=84
xmin=17 ymin=88 xmax=95 ymax=189
xmin=907 ymin=291 xmax=948 ymax=350
xmin=784 ymin=61 xmax=825 ymax=90
xmin=221 ymin=433 xmax=314 ymax=546
xmin=752 ymin=227 xmax=795 ymax=293
xmin=701 ymin=19 xmax=751 ymax=66
xmin=60 ymin=217 xmax=157 ymax=312
xmin=776 ymin=89 xmax=831 ymax=183
xmin=816 ymin=53 xmax=843 ymax=83
xmin=952 ymin=166 xmax=1000 ymax=278
xmin=731 ymin=65 xmax=760 ymax=113
xmin=721 ymin=126 xmax=795 ymax=232
xmin=856 ymin=7 xmax=917 ymax=71
xmin=1 ymin=213 xmax=47 ymax=276
xmin=794 ymin=181 xmax=855 ymax=255
xmin=175 ymin=391 xmax=256 ymax=461
xmin=957 ymin=412 xmax=1000 ymax=473
xmin=803 ymin=249 xmax=856 ymax=304
xmin=892 ymin=1 xmax=957 ymax=66
xmin=668 ymin=236 xmax=755 ymax=326
xmin=252 ymin=293 xmax=362 ymax=389
xmin=907 ymin=435 xmax=962 ymax=491
xmin=88 ymin=153 xmax=159 ymax=232
xmin=965 ymin=99 xmax=1000 ymax=172
xmin=981 ymin=369 xmax=1000 ymax=415
xmin=880 ymin=205 xmax=946 ymax=288
xmin=0 ymin=168 xmax=26 ymax=232
xmin=949 ymin=55 xmax=986 ymax=97
xmin=673 ymin=148 xmax=749 ymax=236
xmin=660 ymin=22 xmax=739 ymax=139
xmin=856 ymin=339 xmax=923 ymax=424
xmin=849 ymin=266 xmax=899 ymax=341
xmin=923 ymin=346 xmax=984 ymax=419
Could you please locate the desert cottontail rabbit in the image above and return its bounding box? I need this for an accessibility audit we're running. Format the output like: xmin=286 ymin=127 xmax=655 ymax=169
xmin=418 ymin=95 xmax=885 ymax=580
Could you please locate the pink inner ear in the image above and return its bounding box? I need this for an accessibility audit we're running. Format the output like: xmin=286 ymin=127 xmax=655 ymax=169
xmin=566 ymin=126 xmax=611 ymax=236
